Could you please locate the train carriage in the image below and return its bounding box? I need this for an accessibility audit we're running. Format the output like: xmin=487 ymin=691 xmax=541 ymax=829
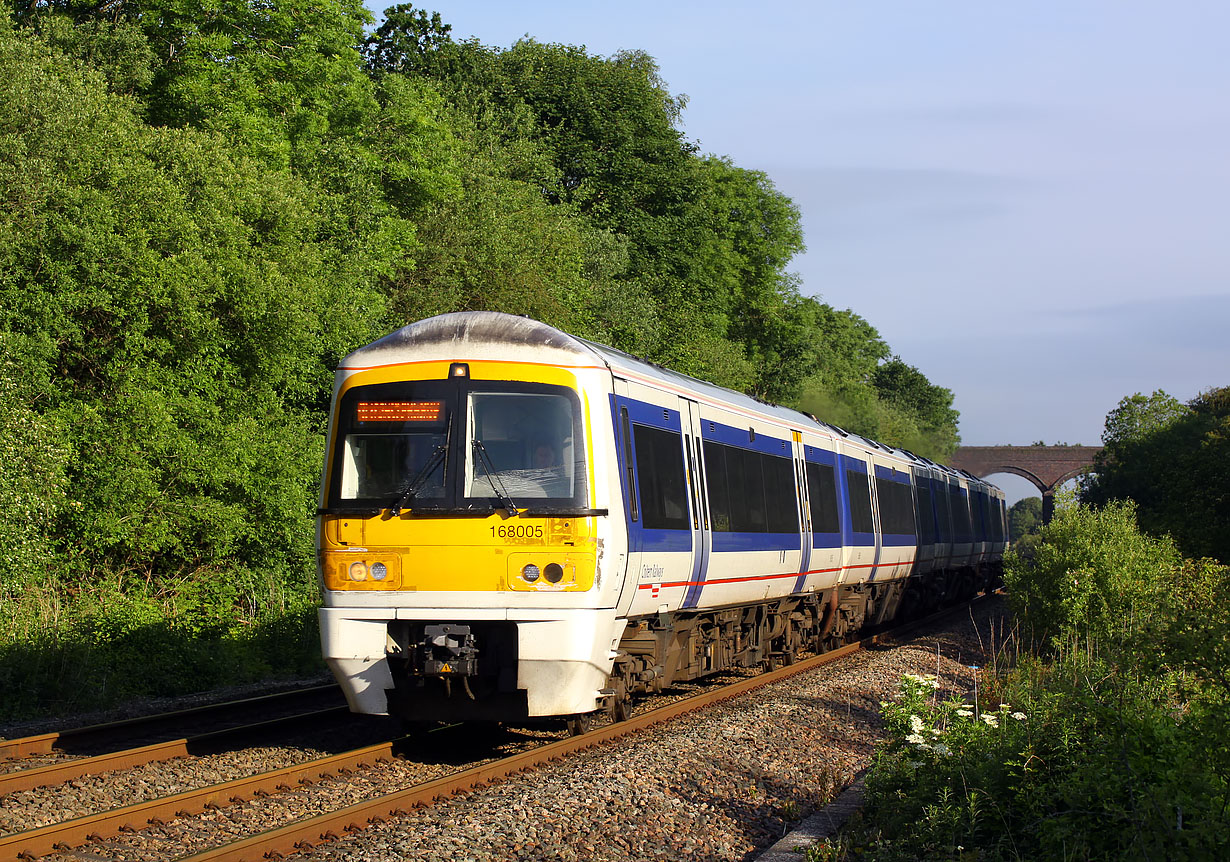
xmin=317 ymin=312 xmax=1004 ymax=730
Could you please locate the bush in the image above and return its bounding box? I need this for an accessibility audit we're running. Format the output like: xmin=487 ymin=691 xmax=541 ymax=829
xmin=0 ymin=574 xmax=324 ymax=721
xmin=1003 ymin=496 xmax=1180 ymax=654
xmin=852 ymin=501 xmax=1230 ymax=860
xmin=858 ymin=666 xmax=1229 ymax=860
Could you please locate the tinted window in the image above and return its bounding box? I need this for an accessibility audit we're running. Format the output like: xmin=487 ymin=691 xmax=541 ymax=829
xmin=633 ymin=424 xmax=689 ymax=530
xmin=950 ymin=485 xmax=972 ymax=543
xmin=806 ymin=462 xmax=841 ymax=533
xmin=916 ymin=483 xmax=935 ymax=543
xmin=876 ymin=477 xmax=916 ymax=536
xmin=704 ymin=441 xmax=731 ymax=531
xmin=704 ymin=440 xmax=798 ymax=533
xmin=334 ymin=381 xmax=452 ymax=505
xmin=846 ymin=468 xmax=875 ymax=534
xmin=763 ymin=453 xmax=799 ymax=533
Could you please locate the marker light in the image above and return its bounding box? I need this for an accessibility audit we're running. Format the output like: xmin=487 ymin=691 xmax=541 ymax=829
xmin=348 ymin=561 xmax=368 ymax=581
xmin=522 ymin=563 xmax=540 ymax=583
xmin=544 ymin=563 xmax=564 ymax=584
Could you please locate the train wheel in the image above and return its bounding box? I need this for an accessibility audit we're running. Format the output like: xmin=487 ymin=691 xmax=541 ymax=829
xmin=612 ymin=691 xmax=631 ymax=723
xmin=605 ymin=676 xmax=633 ymax=723
xmin=566 ymin=714 xmax=592 ymax=736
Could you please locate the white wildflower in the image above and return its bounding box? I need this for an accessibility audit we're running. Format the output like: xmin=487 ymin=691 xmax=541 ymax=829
xmin=956 ymin=709 xmax=973 ymax=717
xmin=930 ymin=728 xmax=942 ymax=737
xmin=932 ymin=743 xmax=951 ymax=756
xmin=1012 ymin=711 xmax=1027 ymax=721
xmin=904 ymin=672 xmax=940 ymax=689
xmin=905 ymin=733 xmax=927 ymax=745
xmin=909 ymin=715 xmax=925 ymax=734
xmin=980 ymin=713 xmax=999 ymax=728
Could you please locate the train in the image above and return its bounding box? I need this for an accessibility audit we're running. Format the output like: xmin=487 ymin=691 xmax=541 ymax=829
xmin=316 ymin=312 xmax=1006 ymax=733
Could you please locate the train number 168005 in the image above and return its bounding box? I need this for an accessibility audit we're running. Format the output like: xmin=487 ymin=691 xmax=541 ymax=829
xmin=491 ymin=525 xmax=544 ymax=539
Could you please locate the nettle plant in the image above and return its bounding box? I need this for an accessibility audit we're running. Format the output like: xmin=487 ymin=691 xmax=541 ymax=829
xmin=863 ymin=673 xmax=1036 ymax=858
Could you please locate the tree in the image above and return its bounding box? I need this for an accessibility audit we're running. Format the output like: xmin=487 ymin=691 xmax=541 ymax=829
xmin=0 ymin=15 xmax=379 ymax=586
xmin=1083 ymin=387 xmax=1230 ymax=562
xmin=1101 ymin=390 xmax=1188 ymax=447
xmin=363 ymin=3 xmax=453 ymax=77
xmin=1008 ymin=497 xmax=1043 ymax=543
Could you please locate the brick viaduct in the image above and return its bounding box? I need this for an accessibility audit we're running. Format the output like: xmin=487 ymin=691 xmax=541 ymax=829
xmin=949 ymin=446 xmax=1102 ymax=522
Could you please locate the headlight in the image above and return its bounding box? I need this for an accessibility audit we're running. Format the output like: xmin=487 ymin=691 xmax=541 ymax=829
xmin=522 ymin=563 xmax=540 ymax=583
xmin=323 ymin=554 xmax=401 ymax=591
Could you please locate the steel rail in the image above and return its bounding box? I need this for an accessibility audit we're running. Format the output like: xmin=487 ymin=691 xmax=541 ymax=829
xmin=0 ymin=685 xmax=342 ymax=762
xmin=0 ymin=741 xmax=398 ymax=862
xmin=176 ymin=599 xmax=988 ymax=862
xmin=0 ymin=707 xmax=350 ymax=797
xmin=1 ymin=596 xmax=989 ymax=862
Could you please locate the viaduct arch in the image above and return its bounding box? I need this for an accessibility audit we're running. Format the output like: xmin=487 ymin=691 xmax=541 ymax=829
xmin=949 ymin=446 xmax=1102 ymax=522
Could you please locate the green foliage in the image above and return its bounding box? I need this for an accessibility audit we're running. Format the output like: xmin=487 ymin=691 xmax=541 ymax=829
xmin=1084 ymin=387 xmax=1230 ymax=562
xmin=0 ymin=335 xmax=69 ymax=590
xmin=0 ymin=2 xmax=965 ymax=718
xmin=1003 ymin=497 xmax=1180 ymax=652
xmin=852 ymin=504 xmax=1230 ymax=860
xmin=363 ymin=3 xmax=452 ymax=77
xmin=859 ymin=664 xmax=1229 ymax=860
xmin=0 ymin=575 xmax=323 ymax=720
xmin=1101 ymin=389 xmax=1190 ymax=446
xmin=1007 ymin=496 xmax=1042 ymax=543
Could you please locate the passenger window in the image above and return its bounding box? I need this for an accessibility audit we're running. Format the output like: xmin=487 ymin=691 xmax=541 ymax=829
xmin=846 ymin=468 xmax=875 ymax=534
xmin=876 ymin=477 xmax=916 ymax=536
xmin=633 ymin=424 xmax=690 ymax=530
xmin=703 ymin=440 xmax=797 ymax=533
xmin=806 ymin=462 xmax=841 ymax=533
xmin=916 ymin=483 xmax=935 ymax=542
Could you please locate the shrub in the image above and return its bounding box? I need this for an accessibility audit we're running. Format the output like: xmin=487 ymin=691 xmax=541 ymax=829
xmin=858 ymin=667 xmax=1229 ymax=860
xmin=1003 ymin=497 xmax=1180 ymax=654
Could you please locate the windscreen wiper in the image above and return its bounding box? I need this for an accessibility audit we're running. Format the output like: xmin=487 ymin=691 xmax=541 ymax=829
xmin=390 ymin=444 xmax=447 ymax=515
xmin=471 ymin=439 xmax=519 ymax=516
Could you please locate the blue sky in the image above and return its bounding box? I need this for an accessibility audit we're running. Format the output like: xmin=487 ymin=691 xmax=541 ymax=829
xmin=369 ymin=2 xmax=1230 ymax=498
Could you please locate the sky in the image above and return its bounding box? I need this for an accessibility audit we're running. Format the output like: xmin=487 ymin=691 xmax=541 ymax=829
xmin=369 ymin=1 xmax=1230 ymax=500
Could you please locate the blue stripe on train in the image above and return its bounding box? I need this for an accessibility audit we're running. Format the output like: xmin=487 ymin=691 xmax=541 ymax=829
xmin=711 ymin=531 xmax=800 ymax=552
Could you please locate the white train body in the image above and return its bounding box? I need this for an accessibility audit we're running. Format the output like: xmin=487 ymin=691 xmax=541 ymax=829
xmin=317 ymin=313 xmax=1005 ymax=723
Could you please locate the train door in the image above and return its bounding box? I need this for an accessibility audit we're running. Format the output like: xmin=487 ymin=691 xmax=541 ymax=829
xmin=800 ymin=438 xmax=843 ymax=592
xmin=865 ymin=456 xmax=886 ymax=583
xmin=791 ymin=431 xmax=813 ymax=591
xmin=611 ymin=381 xmax=697 ymax=618
xmin=835 ymin=445 xmax=877 ymax=585
xmin=681 ymin=400 xmax=711 ymax=609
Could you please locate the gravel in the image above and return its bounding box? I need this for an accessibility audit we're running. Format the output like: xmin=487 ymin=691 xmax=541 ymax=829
xmin=24 ymin=596 xmax=1011 ymax=862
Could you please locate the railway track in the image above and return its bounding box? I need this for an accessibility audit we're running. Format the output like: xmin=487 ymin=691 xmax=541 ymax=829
xmin=1 ymin=596 xmax=1000 ymax=862
xmin=0 ymin=685 xmax=344 ymax=763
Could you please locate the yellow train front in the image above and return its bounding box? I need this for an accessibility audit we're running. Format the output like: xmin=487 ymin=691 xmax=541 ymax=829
xmin=316 ymin=313 xmax=626 ymax=725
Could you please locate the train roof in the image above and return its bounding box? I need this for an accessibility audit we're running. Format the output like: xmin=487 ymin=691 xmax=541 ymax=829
xmin=341 ymin=312 xmax=998 ymax=492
